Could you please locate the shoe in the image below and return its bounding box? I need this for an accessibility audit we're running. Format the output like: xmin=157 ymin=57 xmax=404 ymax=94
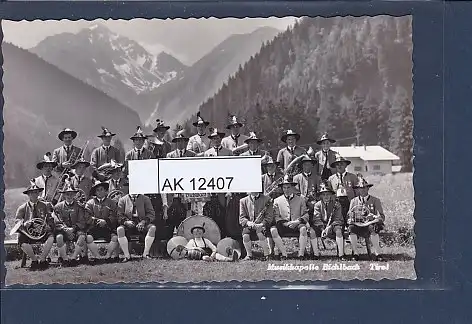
xmin=280 ymin=255 xmax=288 ymax=261
xmin=29 ymin=260 xmax=39 ymax=271
xmin=339 ymin=255 xmax=348 ymax=261
xmin=121 ymin=257 xmax=131 ymax=263
xmin=372 ymin=254 xmax=384 ymax=262
xmin=312 ymin=254 xmax=320 ymax=261
xmin=58 ymin=257 xmax=70 ymax=267
xmin=39 ymin=260 xmax=49 ymax=270
xmin=260 ymin=255 xmax=269 ymax=261
xmin=142 ymin=254 xmax=153 ymax=259
xmin=297 ymin=255 xmax=305 ymax=261
xmin=352 ymin=254 xmax=360 ymax=261
xmin=88 ymin=258 xmax=96 ymax=265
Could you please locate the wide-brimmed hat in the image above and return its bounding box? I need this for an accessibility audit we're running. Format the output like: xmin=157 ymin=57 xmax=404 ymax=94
xmin=172 ymin=128 xmax=189 ymax=143
xmin=190 ymin=223 xmax=206 ymax=234
xmin=58 ymin=128 xmax=77 ymax=141
xmin=299 ymin=155 xmax=317 ymax=167
xmin=208 ymin=127 xmax=226 ymax=139
xmin=353 ymin=174 xmax=374 ymax=189
xmin=153 ymin=119 xmax=171 ymax=133
xmin=226 ymin=115 xmax=244 ymax=129
xmin=278 ymin=175 xmax=297 ymax=187
xmin=244 ymin=132 xmax=263 ymax=144
xmin=130 ymin=126 xmax=147 ymax=140
xmin=281 ymin=129 xmax=300 ymax=143
xmin=23 ymin=179 xmax=44 ymax=195
xmin=261 ymin=155 xmax=279 ymax=166
xmin=318 ymin=181 xmax=335 ymax=195
xmin=59 ymin=179 xmax=79 ymax=194
xmin=317 ymin=133 xmax=336 ymax=145
xmin=90 ymin=180 xmax=110 ymax=197
xmin=71 ymin=158 xmax=90 ymax=169
xmin=192 ymin=112 xmax=210 ymax=127
xmin=330 ymin=155 xmax=352 ymax=168
xmin=36 ymin=152 xmax=57 ymax=170
xmin=98 ymin=126 xmax=116 ymax=138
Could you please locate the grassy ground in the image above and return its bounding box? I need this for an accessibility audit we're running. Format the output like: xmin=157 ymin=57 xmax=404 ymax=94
xmin=4 ymin=245 xmax=415 ymax=285
xmin=3 ymin=173 xmax=415 ymax=284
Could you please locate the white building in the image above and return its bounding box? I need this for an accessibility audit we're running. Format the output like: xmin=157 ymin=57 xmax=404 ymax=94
xmin=330 ymin=145 xmax=401 ymax=175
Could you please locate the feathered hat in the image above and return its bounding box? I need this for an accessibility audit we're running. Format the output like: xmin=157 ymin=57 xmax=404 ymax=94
xmin=330 ymin=154 xmax=352 ymax=168
xmin=89 ymin=179 xmax=110 ymax=197
xmin=318 ymin=181 xmax=335 ymax=195
xmin=353 ymin=173 xmax=374 ymax=189
xmin=36 ymin=152 xmax=57 ymax=170
xmin=172 ymin=126 xmax=189 ymax=143
xmin=244 ymin=132 xmax=263 ymax=144
xmin=281 ymin=129 xmax=301 ymax=143
xmin=98 ymin=159 xmax=124 ymax=175
xmin=317 ymin=132 xmax=336 ymax=145
xmin=59 ymin=178 xmax=79 ymax=194
xmin=153 ymin=119 xmax=171 ymax=133
xmin=98 ymin=126 xmax=116 ymax=138
xmin=208 ymin=127 xmax=226 ymax=139
xmin=58 ymin=128 xmax=77 ymax=141
xmin=23 ymin=179 xmax=44 ymax=195
xmin=192 ymin=112 xmax=210 ymax=127
xmin=226 ymin=115 xmax=244 ymax=129
xmin=278 ymin=174 xmax=297 ymax=187
xmin=130 ymin=126 xmax=147 ymax=140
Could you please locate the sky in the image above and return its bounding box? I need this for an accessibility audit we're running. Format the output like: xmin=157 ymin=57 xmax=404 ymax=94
xmin=2 ymin=17 xmax=297 ymax=65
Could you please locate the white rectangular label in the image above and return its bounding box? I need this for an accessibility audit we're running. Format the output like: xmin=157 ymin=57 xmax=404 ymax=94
xmin=128 ymin=156 xmax=262 ymax=194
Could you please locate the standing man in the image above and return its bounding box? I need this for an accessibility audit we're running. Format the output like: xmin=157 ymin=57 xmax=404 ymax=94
xmin=35 ymin=152 xmax=61 ymax=208
xmin=240 ymin=132 xmax=267 ymax=157
xmin=187 ymin=112 xmax=211 ymax=156
xmin=221 ymin=115 xmax=249 ymax=155
xmin=276 ymin=130 xmax=307 ymax=171
xmin=293 ymin=155 xmax=320 ymax=200
xmin=146 ymin=119 xmax=172 ymax=159
xmin=90 ymin=127 xmax=122 ymax=182
xmin=328 ymin=155 xmax=358 ymax=228
xmin=69 ymin=158 xmax=94 ymax=202
xmin=52 ymin=128 xmax=82 ymax=174
xmin=314 ymin=133 xmax=338 ymax=181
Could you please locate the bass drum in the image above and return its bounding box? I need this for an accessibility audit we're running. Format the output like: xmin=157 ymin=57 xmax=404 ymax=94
xmin=176 ymin=215 xmax=221 ymax=245
xmin=167 ymin=236 xmax=189 ymax=260
xmin=216 ymin=237 xmax=241 ymax=260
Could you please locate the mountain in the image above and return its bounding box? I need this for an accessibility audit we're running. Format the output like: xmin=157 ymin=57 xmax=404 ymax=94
xmin=2 ymin=42 xmax=143 ymax=188
xmin=30 ymin=23 xmax=187 ymax=122
xmin=142 ymin=26 xmax=281 ymax=126
xmin=181 ymin=16 xmax=414 ymax=171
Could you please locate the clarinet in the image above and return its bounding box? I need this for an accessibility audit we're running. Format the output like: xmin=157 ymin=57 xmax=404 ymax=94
xmin=254 ymin=197 xmax=273 ymax=224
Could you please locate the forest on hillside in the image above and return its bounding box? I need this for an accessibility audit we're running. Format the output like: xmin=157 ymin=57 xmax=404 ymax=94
xmin=179 ymin=16 xmax=413 ymax=171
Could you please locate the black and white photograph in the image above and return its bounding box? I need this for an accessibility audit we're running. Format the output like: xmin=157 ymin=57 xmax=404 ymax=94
xmin=2 ymin=16 xmax=415 ymax=285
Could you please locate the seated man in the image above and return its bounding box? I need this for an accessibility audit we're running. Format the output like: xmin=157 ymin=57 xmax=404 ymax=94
xmin=184 ymin=224 xmax=238 ymax=262
xmin=239 ymin=191 xmax=271 ymax=260
xmin=309 ymin=181 xmax=346 ymax=260
xmin=53 ymin=180 xmax=88 ymax=266
xmin=348 ymin=175 xmax=385 ymax=261
xmin=117 ymin=193 xmax=156 ymax=262
xmin=84 ymin=180 xmax=120 ymax=264
xmin=270 ymin=175 xmax=309 ymax=260
xmin=14 ymin=179 xmax=55 ymax=271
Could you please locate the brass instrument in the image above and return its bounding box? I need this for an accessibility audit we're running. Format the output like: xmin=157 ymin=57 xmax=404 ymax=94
xmin=254 ymin=197 xmax=273 ymax=224
xmin=232 ymin=143 xmax=249 ymax=155
xmin=348 ymin=204 xmax=381 ymax=227
xmin=263 ymin=154 xmax=304 ymax=196
xmin=52 ymin=140 xmax=90 ymax=202
xmin=10 ymin=207 xmax=49 ymax=240
xmin=107 ymin=189 xmax=125 ymax=204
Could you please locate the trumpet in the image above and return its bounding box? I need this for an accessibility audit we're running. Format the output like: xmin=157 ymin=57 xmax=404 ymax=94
xmin=232 ymin=143 xmax=249 ymax=155
xmin=107 ymin=189 xmax=125 ymax=204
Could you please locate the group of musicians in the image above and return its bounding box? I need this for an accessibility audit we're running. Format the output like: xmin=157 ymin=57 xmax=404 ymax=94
xmin=13 ymin=112 xmax=386 ymax=271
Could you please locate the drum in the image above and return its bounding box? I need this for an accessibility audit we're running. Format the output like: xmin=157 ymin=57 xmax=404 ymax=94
xmin=167 ymin=236 xmax=189 ymax=260
xmin=187 ymin=249 xmax=203 ymax=260
xmin=216 ymin=237 xmax=242 ymax=260
xmin=176 ymin=215 xmax=221 ymax=245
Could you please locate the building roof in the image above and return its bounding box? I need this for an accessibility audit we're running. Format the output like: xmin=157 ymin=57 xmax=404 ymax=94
xmin=331 ymin=145 xmax=400 ymax=161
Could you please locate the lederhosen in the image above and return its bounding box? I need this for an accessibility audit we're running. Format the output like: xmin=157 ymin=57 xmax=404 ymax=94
xmin=191 ymin=238 xmax=213 ymax=257
xmin=124 ymin=195 xmax=152 ymax=241
xmin=335 ymin=173 xmax=350 ymax=229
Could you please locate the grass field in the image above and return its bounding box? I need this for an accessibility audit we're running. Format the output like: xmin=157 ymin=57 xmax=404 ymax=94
xmin=2 ymin=173 xmax=415 ymax=284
